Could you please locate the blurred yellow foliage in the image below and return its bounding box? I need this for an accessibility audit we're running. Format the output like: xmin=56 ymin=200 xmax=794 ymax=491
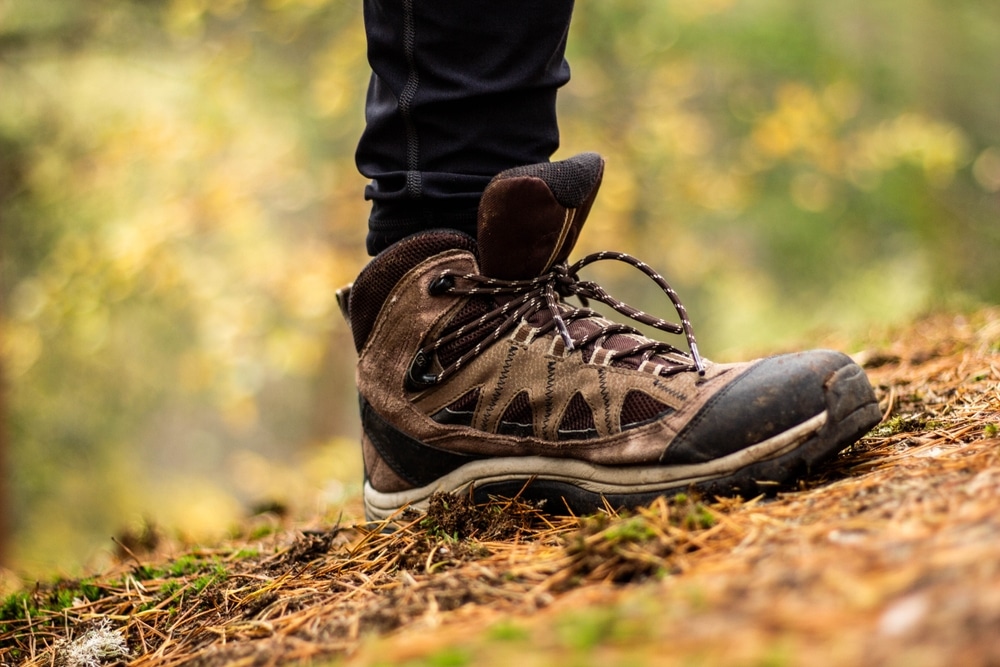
xmin=1 ymin=0 xmax=997 ymax=576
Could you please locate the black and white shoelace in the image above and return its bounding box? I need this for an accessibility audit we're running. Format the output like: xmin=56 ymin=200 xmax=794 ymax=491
xmin=408 ymin=251 xmax=706 ymax=388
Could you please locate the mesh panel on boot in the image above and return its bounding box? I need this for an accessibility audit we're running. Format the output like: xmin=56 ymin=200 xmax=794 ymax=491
xmin=566 ymin=323 xmax=689 ymax=374
xmin=492 ymin=153 xmax=604 ymax=209
xmin=349 ymin=230 xmax=477 ymax=352
xmin=620 ymin=390 xmax=674 ymax=430
xmin=558 ymin=392 xmax=598 ymax=441
xmin=497 ymin=391 xmax=534 ymax=437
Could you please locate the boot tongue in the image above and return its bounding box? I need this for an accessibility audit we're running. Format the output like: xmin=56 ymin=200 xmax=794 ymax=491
xmin=473 ymin=152 xmax=680 ymax=371
xmin=477 ymin=153 xmax=604 ymax=280
xmin=440 ymin=152 xmax=686 ymax=373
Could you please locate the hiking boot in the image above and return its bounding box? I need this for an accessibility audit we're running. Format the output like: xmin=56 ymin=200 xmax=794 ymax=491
xmin=338 ymin=153 xmax=881 ymax=519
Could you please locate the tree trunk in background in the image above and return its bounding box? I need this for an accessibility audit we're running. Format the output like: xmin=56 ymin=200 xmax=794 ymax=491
xmin=0 ymin=198 xmax=9 ymax=567
xmin=0 ymin=353 xmax=7 ymax=566
xmin=0 ymin=137 xmax=22 ymax=567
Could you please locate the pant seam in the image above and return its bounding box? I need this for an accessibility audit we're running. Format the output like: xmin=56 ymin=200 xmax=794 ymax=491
xmin=400 ymin=0 xmax=422 ymax=199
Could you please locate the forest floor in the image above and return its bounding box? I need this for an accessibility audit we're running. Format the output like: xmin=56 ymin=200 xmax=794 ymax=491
xmin=3 ymin=309 xmax=1000 ymax=667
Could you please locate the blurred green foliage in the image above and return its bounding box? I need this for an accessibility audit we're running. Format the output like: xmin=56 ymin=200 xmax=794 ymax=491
xmin=0 ymin=0 xmax=997 ymax=575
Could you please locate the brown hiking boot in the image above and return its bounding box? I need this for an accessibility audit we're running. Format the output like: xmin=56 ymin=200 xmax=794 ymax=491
xmin=339 ymin=153 xmax=881 ymax=519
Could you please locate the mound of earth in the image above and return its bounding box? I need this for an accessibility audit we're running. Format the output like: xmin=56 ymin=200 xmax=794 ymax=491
xmin=3 ymin=309 xmax=999 ymax=667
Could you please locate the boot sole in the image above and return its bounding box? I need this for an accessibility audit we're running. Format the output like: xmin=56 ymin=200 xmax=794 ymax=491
xmin=364 ymin=363 xmax=881 ymax=519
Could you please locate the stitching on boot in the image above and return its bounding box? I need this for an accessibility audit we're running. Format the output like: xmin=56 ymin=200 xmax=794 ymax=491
xmin=598 ymin=367 xmax=614 ymax=436
xmin=481 ymin=343 xmax=519 ymax=428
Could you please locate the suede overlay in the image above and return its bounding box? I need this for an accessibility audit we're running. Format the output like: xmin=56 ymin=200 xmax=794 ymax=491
xmin=476 ymin=157 xmax=603 ymax=280
xmin=477 ymin=177 xmax=572 ymax=280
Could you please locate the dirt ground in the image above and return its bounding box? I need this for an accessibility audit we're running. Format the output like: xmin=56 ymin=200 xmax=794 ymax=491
xmin=3 ymin=309 xmax=999 ymax=667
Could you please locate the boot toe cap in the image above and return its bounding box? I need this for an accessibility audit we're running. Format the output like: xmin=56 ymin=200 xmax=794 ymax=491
xmin=660 ymin=350 xmax=871 ymax=465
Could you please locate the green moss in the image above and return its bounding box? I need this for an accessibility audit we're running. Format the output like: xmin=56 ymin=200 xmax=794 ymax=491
xmin=79 ymin=579 xmax=102 ymax=601
xmin=417 ymin=646 xmax=471 ymax=667
xmin=134 ymin=564 xmax=164 ymax=580
xmin=191 ymin=565 xmax=227 ymax=594
xmin=0 ymin=577 xmax=108 ymax=622
xmin=605 ymin=517 xmax=657 ymax=544
xmin=159 ymin=580 xmax=182 ymax=598
xmin=556 ymin=607 xmax=622 ymax=651
xmin=488 ymin=619 xmax=529 ymax=642
xmin=191 ymin=576 xmax=214 ymax=594
xmin=681 ymin=506 xmax=716 ymax=530
xmin=870 ymin=414 xmax=927 ymax=437
xmin=51 ymin=588 xmax=77 ymax=611
xmin=168 ymin=555 xmax=202 ymax=577
xmin=0 ymin=592 xmax=34 ymax=621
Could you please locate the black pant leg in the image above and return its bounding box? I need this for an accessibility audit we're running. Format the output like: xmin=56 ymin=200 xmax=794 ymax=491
xmin=357 ymin=0 xmax=575 ymax=254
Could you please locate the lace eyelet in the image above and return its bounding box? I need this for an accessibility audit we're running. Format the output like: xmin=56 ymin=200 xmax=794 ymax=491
xmin=405 ymin=351 xmax=439 ymax=390
xmin=428 ymin=274 xmax=455 ymax=296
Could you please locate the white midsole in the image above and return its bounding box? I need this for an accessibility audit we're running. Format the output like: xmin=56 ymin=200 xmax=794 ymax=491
xmin=364 ymin=411 xmax=828 ymax=519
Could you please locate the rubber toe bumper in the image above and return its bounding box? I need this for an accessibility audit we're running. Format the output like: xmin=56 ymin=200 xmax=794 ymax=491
xmin=661 ymin=350 xmax=875 ymax=465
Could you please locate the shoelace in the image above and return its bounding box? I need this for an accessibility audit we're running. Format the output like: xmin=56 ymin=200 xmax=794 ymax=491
xmin=407 ymin=251 xmax=706 ymax=388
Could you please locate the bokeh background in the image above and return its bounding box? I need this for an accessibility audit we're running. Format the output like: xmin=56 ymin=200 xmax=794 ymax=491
xmin=1 ymin=0 xmax=997 ymax=577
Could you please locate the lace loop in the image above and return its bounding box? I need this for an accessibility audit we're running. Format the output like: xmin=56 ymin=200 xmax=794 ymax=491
xmin=413 ymin=251 xmax=706 ymax=388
